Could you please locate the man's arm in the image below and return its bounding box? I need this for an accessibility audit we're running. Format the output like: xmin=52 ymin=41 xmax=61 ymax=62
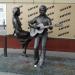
xmin=28 ymin=17 xmax=37 ymax=25
xmin=48 ymin=18 xmax=53 ymax=30
xmin=28 ymin=17 xmax=39 ymax=29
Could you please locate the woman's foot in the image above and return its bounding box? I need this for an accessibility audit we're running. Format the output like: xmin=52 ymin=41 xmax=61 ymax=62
xmin=22 ymin=51 xmax=28 ymax=57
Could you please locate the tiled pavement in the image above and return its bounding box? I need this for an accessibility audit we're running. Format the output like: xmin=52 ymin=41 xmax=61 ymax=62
xmin=0 ymin=48 xmax=75 ymax=75
xmin=0 ymin=72 xmax=22 ymax=75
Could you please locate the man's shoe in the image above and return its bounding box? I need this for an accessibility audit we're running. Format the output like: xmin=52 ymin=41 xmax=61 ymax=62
xmin=34 ymin=60 xmax=39 ymax=67
xmin=34 ymin=64 xmax=37 ymax=67
xmin=38 ymin=59 xmax=44 ymax=67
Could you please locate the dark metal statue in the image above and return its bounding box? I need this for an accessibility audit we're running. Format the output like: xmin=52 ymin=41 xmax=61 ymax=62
xmin=29 ymin=5 xmax=53 ymax=67
xmin=12 ymin=7 xmax=31 ymax=56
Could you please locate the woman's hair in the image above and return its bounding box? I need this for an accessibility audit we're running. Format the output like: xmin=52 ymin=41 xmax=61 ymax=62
xmin=13 ymin=7 xmax=20 ymax=16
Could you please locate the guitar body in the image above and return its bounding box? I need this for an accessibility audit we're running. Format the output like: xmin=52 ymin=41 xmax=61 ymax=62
xmin=29 ymin=23 xmax=61 ymax=37
xmin=30 ymin=23 xmax=44 ymax=37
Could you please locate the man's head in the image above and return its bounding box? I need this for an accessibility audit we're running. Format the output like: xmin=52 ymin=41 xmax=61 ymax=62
xmin=39 ymin=5 xmax=47 ymax=15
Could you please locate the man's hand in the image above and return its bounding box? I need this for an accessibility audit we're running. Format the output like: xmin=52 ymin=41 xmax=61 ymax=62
xmin=37 ymin=27 xmax=40 ymax=30
xmin=49 ymin=25 xmax=53 ymax=30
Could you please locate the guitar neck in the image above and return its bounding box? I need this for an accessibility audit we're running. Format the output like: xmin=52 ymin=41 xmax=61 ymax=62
xmin=42 ymin=25 xmax=52 ymax=29
xmin=29 ymin=24 xmax=37 ymax=29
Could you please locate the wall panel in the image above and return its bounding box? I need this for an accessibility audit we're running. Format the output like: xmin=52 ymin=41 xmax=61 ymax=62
xmin=6 ymin=3 xmax=75 ymax=39
xmin=0 ymin=0 xmax=75 ymax=3
xmin=0 ymin=0 xmax=33 ymax=3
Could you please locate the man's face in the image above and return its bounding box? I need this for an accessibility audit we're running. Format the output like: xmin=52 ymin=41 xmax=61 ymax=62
xmin=39 ymin=7 xmax=46 ymax=15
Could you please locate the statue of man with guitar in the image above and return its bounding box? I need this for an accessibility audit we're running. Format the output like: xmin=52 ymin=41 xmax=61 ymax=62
xmin=29 ymin=5 xmax=53 ymax=67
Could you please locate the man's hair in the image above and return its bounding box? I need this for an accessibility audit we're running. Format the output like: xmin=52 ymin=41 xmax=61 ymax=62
xmin=39 ymin=5 xmax=47 ymax=12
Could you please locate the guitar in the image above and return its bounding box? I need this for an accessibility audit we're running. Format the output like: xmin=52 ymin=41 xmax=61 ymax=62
xmin=29 ymin=23 xmax=62 ymax=37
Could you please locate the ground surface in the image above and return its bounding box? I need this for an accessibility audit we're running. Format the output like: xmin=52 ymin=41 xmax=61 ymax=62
xmin=0 ymin=51 xmax=75 ymax=75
